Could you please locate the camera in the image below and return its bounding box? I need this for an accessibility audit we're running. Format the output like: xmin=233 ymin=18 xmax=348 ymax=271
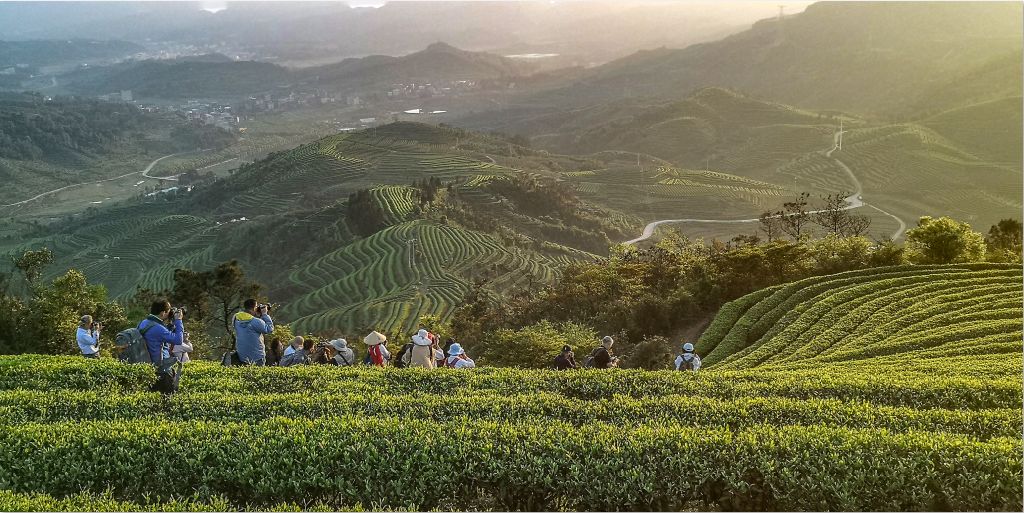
xmin=171 ymin=306 xmax=187 ymax=316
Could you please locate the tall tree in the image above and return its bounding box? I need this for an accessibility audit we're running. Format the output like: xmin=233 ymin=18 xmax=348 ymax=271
xmin=985 ymin=219 xmax=1022 ymax=263
xmin=779 ymin=193 xmax=810 ymax=240
xmin=811 ymin=192 xmax=851 ymax=235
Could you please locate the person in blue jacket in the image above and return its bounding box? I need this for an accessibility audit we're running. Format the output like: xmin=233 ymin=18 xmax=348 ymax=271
xmin=234 ymin=298 xmax=274 ymax=365
xmin=138 ymin=299 xmax=184 ymax=394
xmin=138 ymin=299 xmax=184 ymax=363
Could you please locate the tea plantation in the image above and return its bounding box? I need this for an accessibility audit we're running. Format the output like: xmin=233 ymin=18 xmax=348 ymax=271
xmin=0 ymin=263 xmax=1020 ymax=511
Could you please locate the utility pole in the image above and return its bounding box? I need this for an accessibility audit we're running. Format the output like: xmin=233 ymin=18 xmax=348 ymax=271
xmin=839 ymin=119 xmax=843 ymax=151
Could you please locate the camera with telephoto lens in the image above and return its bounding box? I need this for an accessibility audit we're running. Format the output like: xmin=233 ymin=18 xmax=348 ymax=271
xmin=170 ymin=306 xmax=187 ymax=317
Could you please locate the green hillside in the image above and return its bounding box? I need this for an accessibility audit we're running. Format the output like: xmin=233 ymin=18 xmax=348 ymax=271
xmin=485 ymin=87 xmax=1020 ymax=236
xmin=699 ymin=263 xmax=1022 ymax=375
xmin=0 ymin=123 xmax=637 ymax=334
xmin=0 ymin=262 xmax=1020 ymax=511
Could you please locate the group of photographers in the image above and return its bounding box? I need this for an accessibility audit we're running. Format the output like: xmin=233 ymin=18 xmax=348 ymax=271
xmin=75 ymin=297 xmax=701 ymax=394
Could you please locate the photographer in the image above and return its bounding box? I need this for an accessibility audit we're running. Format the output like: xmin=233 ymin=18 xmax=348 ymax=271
xmin=76 ymin=315 xmax=102 ymax=359
xmin=138 ymin=299 xmax=185 ymax=394
xmin=233 ymin=298 xmax=275 ymax=365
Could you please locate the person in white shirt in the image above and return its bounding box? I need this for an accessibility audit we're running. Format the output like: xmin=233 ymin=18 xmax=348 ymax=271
xmin=674 ymin=342 xmax=702 ymax=372
xmin=76 ymin=315 xmax=101 ymax=358
xmin=283 ymin=336 xmax=304 ymax=358
xmin=444 ymin=343 xmax=476 ymax=369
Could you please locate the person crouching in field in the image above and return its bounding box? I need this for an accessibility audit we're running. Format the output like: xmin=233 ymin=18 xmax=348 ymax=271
xmin=283 ymin=336 xmax=304 ymax=358
xmin=444 ymin=343 xmax=476 ymax=369
xmin=675 ymin=342 xmax=702 ymax=371
xmin=280 ymin=337 xmax=314 ymax=367
xmin=76 ymin=315 xmax=102 ymax=359
xmin=233 ymin=299 xmax=274 ymax=365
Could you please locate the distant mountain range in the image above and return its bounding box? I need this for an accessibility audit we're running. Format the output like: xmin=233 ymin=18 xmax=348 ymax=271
xmin=488 ymin=1 xmax=1022 ymax=119
xmin=61 ymin=42 xmax=538 ymax=99
xmin=0 ymin=1 xmax=800 ymax=66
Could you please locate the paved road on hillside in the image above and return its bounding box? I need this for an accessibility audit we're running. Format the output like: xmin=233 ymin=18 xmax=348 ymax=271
xmin=623 ymin=131 xmax=906 ymax=244
xmin=1 ymin=152 xmax=188 ymax=209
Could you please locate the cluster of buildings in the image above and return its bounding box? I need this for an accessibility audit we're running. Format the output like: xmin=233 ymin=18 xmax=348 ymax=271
xmin=240 ymin=89 xmax=342 ymax=114
xmin=385 ymin=79 xmax=480 ymax=99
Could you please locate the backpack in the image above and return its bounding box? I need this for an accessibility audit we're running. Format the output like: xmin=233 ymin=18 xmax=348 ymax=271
xmin=221 ymin=350 xmax=242 ymax=367
xmin=115 ymin=322 xmax=157 ymax=364
xmin=367 ymin=345 xmax=386 ymax=366
xmin=582 ymin=346 xmax=604 ymax=369
xmin=394 ymin=343 xmax=413 ymax=368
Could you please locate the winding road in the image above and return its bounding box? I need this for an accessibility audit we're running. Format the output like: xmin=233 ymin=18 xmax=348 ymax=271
xmin=623 ymin=131 xmax=906 ymax=245
xmin=2 ymin=151 xmax=202 ymax=209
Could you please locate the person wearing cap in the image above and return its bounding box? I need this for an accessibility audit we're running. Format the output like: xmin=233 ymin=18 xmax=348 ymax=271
xmin=76 ymin=314 xmax=101 ymax=358
xmin=326 ymin=339 xmax=356 ymax=366
xmin=553 ymin=344 xmax=579 ymax=370
xmin=444 ymin=343 xmax=476 ymax=369
xmin=283 ymin=336 xmax=304 ymax=357
xmin=591 ymin=336 xmax=618 ymax=369
xmin=363 ymin=331 xmax=390 ymax=366
xmin=675 ymin=342 xmax=702 ymax=371
xmin=408 ymin=328 xmax=436 ymax=368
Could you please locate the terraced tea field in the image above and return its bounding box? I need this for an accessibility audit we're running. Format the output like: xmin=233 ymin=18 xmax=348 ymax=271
xmin=283 ymin=220 xmax=566 ymax=333
xmin=0 ymin=263 xmax=1020 ymax=511
xmin=0 ymin=124 xmax=606 ymax=333
xmin=699 ymin=263 xmax=1023 ymax=372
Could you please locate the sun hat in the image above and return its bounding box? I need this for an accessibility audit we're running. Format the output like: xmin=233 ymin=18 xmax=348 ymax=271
xmin=363 ymin=331 xmax=386 ymax=346
xmin=448 ymin=343 xmax=465 ymax=356
xmin=330 ymin=339 xmax=349 ymax=351
xmin=412 ymin=328 xmax=432 ymax=346
xmin=683 ymin=342 xmax=694 ymax=352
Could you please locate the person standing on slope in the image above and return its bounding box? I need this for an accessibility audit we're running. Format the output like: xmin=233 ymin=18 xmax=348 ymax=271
xmin=76 ymin=314 xmax=102 ymax=359
xmin=675 ymin=342 xmax=702 ymax=372
xmin=233 ymin=299 xmax=274 ymax=365
xmin=137 ymin=299 xmax=185 ymax=394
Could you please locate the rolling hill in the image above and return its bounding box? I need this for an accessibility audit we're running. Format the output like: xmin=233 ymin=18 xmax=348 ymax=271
xmin=0 ymin=123 xmax=635 ymax=334
xmin=699 ymin=262 xmax=1022 ymax=375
